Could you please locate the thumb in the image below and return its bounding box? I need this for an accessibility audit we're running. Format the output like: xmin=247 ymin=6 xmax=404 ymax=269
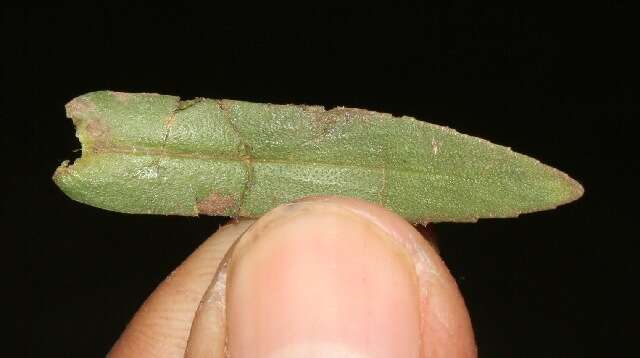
xmin=186 ymin=197 xmax=476 ymax=358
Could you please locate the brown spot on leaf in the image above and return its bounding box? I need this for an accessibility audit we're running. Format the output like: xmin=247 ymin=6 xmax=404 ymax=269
xmin=177 ymin=98 xmax=202 ymax=110
xmin=197 ymin=192 xmax=236 ymax=216
xmin=65 ymin=96 xmax=112 ymax=147
xmin=301 ymin=104 xmax=325 ymax=113
xmin=305 ymin=107 xmax=354 ymax=136
xmin=85 ymin=118 xmax=109 ymax=140
xmin=110 ymin=91 xmax=132 ymax=102
xmin=65 ymin=97 xmax=111 ymax=145
xmin=216 ymin=99 xmax=230 ymax=111
xmin=65 ymin=97 xmax=96 ymax=120
xmin=312 ymin=107 xmax=382 ymax=133
xmin=326 ymin=107 xmax=380 ymax=121
xmin=52 ymin=160 xmax=71 ymax=178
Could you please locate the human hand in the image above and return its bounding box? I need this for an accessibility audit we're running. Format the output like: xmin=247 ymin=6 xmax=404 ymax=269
xmin=108 ymin=197 xmax=476 ymax=357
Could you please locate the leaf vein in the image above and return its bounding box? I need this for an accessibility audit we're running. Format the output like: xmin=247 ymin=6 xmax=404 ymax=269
xmin=216 ymin=99 xmax=254 ymax=215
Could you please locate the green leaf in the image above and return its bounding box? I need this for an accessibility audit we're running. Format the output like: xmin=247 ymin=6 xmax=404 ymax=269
xmin=53 ymin=91 xmax=583 ymax=223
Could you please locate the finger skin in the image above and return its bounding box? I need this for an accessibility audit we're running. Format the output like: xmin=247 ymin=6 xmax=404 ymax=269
xmin=186 ymin=197 xmax=477 ymax=357
xmin=323 ymin=197 xmax=476 ymax=357
xmin=109 ymin=197 xmax=476 ymax=357
xmin=108 ymin=220 xmax=254 ymax=358
xmin=227 ymin=200 xmax=422 ymax=357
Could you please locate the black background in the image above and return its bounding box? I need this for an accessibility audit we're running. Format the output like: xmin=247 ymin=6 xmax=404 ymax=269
xmin=5 ymin=4 xmax=637 ymax=357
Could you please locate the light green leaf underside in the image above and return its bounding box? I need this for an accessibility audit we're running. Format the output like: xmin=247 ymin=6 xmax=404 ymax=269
xmin=53 ymin=91 xmax=583 ymax=223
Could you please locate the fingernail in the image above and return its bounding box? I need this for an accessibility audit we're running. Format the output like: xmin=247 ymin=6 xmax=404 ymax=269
xmin=226 ymin=203 xmax=422 ymax=358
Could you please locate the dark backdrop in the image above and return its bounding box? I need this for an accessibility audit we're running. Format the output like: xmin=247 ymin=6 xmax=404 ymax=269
xmin=5 ymin=4 xmax=636 ymax=357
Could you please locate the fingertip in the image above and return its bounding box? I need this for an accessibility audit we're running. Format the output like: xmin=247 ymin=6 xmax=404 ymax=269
xmin=302 ymin=196 xmax=477 ymax=357
xmin=187 ymin=197 xmax=476 ymax=357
